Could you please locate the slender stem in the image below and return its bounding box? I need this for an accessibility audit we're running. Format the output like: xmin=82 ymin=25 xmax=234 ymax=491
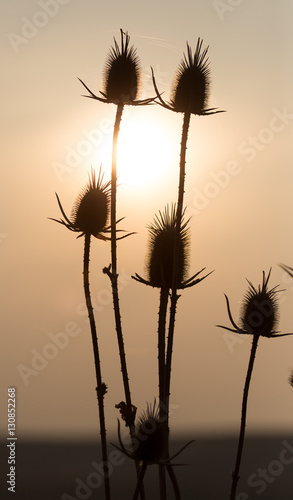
xmin=165 ymin=111 xmax=191 ymax=412
xmin=230 ymin=334 xmax=260 ymax=500
xmin=83 ymin=233 xmax=111 ymax=500
xmin=158 ymin=287 xmax=169 ymax=412
xmin=108 ymin=103 xmax=145 ymax=500
xmin=132 ymin=463 xmax=148 ymax=500
xmin=110 ymin=103 xmax=135 ymax=418
xmin=158 ymin=287 xmax=169 ymax=500
xmin=111 ymin=103 xmax=124 ymax=285
xmin=166 ymin=465 xmax=181 ymax=500
xmin=161 ymin=111 xmax=190 ymax=500
xmin=164 ymin=293 xmax=179 ymax=417
xmin=176 ymin=111 xmax=191 ymax=223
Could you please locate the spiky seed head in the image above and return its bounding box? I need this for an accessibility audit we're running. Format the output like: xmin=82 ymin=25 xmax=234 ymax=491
xmin=240 ymin=271 xmax=279 ymax=337
xmin=103 ymin=29 xmax=141 ymax=102
xmin=134 ymin=401 xmax=165 ymax=464
xmin=146 ymin=205 xmax=190 ymax=289
xmin=71 ymin=169 xmax=110 ymax=238
xmin=171 ymin=38 xmax=211 ymax=114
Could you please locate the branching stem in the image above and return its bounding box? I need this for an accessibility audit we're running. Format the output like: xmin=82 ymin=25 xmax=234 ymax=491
xmin=165 ymin=111 xmax=191 ymax=414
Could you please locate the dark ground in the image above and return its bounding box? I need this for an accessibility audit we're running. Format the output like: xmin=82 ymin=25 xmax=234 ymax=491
xmin=1 ymin=434 xmax=293 ymax=500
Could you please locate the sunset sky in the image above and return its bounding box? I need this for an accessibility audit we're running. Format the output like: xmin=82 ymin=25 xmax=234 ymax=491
xmin=1 ymin=0 xmax=293 ymax=440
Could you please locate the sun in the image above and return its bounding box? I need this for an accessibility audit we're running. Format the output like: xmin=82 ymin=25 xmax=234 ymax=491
xmin=115 ymin=111 xmax=173 ymax=188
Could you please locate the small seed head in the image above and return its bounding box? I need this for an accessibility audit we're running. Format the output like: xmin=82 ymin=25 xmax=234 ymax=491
xmin=71 ymin=169 xmax=110 ymax=238
xmin=240 ymin=272 xmax=279 ymax=337
xmin=134 ymin=402 xmax=165 ymax=464
xmin=146 ymin=205 xmax=190 ymax=289
xmin=171 ymin=39 xmax=211 ymax=114
xmin=104 ymin=30 xmax=140 ymax=102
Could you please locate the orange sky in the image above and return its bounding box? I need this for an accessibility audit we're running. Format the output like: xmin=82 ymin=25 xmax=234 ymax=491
xmin=1 ymin=0 xmax=293 ymax=439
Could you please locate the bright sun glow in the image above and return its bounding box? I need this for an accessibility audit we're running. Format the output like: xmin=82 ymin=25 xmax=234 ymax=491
xmin=117 ymin=116 xmax=171 ymax=187
xmin=100 ymin=112 xmax=175 ymax=189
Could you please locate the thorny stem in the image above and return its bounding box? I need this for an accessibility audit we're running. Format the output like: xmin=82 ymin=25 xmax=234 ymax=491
xmin=158 ymin=287 xmax=169 ymax=413
xmin=108 ymin=103 xmax=145 ymax=500
xmin=110 ymin=104 xmax=134 ymax=411
xmin=166 ymin=465 xmax=181 ymax=500
xmin=132 ymin=463 xmax=148 ymax=500
xmin=83 ymin=233 xmax=111 ymax=500
xmin=162 ymin=112 xmax=191 ymax=500
xmin=158 ymin=287 xmax=170 ymax=500
xmin=165 ymin=292 xmax=180 ymax=418
xmin=165 ymin=111 xmax=191 ymax=415
xmin=230 ymin=334 xmax=260 ymax=500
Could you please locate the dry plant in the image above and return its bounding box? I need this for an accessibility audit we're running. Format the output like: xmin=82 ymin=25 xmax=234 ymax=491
xmin=48 ymin=29 xmax=293 ymax=500
xmin=217 ymin=269 xmax=293 ymax=500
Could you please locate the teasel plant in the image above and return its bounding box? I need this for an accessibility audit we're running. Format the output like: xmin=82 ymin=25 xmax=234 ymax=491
xmin=151 ymin=38 xmax=224 ymax=438
xmin=49 ymin=167 xmax=113 ymax=500
xmin=113 ymin=400 xmax=194 ymax=500
xmin=217 ymin=268 xmax=293 ymax=500
xmin=78 ymin=29 xmax=155 ymax=499
xmin=133 ymin=204 xmax=211 ymax=499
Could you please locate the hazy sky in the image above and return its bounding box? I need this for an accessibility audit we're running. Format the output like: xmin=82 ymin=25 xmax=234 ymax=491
xmin=1 ymin=1 xmax=293 ymax=440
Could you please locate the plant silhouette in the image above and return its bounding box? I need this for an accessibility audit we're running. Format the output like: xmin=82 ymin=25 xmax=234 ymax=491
xmin=150 ymin=39 xmax=223 ymax=495
xmin=217 ymin=269 xmax=293 ymax=500
xmin=48 ymin=29 xmax=293 ymax=500
xmin=78 ymin=29 xmax=157 ymax=500
xmin=50 ymin=168 xmax=112 ymax=500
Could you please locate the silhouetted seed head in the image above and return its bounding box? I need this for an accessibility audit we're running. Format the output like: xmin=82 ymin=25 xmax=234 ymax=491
xmin=240 ymin=271 xmax=279 ymax=337
xmin=171 ymin=38 xmax=211 ymax=114
xmin=146 ymin=205 xmax=190 ymax=289
xmin=134 ymin=401 xmax=165 ymax=464
xmin=217 ymin=270 xmax=293 ymax=339
xmin=71 ymin=170 xmax=110 ymax=237
xmin=103 ymin=29 xmax=141 ymax=102
xmin=51 ymin=168 xmax=111 ymax=239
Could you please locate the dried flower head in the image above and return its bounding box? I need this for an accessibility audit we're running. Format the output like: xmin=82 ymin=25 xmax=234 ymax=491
xmin=78 ymin=29 xmax=155 ymax=106
xmin=50 ymin=168 xmax=111 ymax=240
xmin=240 ymin=271 xmax=279 ymax=337
xmin=114 ymin=400 xmax=193 ymax=466
xmin=146 ymin=205 xmax=190 ymax=289
xmin=134 ymin=401 xmax=165 ymax=464
xmin=133 ymin=204 xmax=212 ymax=289
xmin=171 ymin=39 xmax=210 ymax=114
xmin=217 ymin=269 xmax=293 ymax=338
xmin=103 ymin=29 xmax=140 ymax=102
xmin=152 ymin=37 xmax=224 ymax=115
